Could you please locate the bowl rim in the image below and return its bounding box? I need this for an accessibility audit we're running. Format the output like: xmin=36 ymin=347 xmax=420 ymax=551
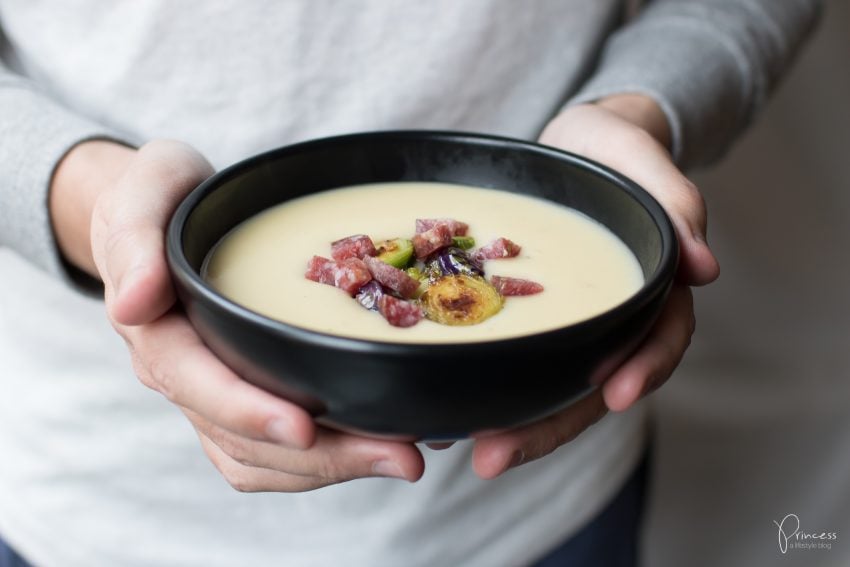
xmin=166 ymin=129 xmax=679 ymax=353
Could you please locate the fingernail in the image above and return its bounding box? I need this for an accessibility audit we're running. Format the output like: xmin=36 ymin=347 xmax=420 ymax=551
xmin=265 ymin=417 xmax=296 ymax=446
xmin=372 ymin=460 xmax=406 ymax=479
xmin=692 ymin=230 xmax=707 ymax=246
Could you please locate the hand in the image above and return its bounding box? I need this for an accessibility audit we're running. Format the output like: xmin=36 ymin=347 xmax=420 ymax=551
xmin=51 ymin=139 xmax=425 ymax=491
xmin=468 ymin=95 xmax=720 ymax=479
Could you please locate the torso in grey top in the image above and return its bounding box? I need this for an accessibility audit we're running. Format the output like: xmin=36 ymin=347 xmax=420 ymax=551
xmin=0 ymin=1 xmax=820 ymax=565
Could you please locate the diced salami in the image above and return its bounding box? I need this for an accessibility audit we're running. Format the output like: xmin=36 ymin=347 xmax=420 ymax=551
xmin=412 ymin=223 xmax=453 ymax=259
xmin=331 ymin=234 xmax=377 ymax=261
xmin=309 ymin=220 xmax=539 ymax=329
xmin=491 ymin=276 xmax=544 ymax=296
xmin=474 ymin=237 xmax=522 ymax=260
xmin=306 ymin=256 xmax=372 ymax=295
xmin=378 ymin=295 xmax=423 ymax=327
xmin=305 ymin=255 xmax=337 ymax=285
xmin=363 ymin=256 xmax=420 ymax=299
xmin=333 ymin=257 xmax=372 ymax=295
xmin=415 ymin=218 xmax=469 ymax=236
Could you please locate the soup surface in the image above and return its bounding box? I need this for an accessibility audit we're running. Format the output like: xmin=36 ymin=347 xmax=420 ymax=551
xmin=205 ymin=182 xmax=643 ymax=343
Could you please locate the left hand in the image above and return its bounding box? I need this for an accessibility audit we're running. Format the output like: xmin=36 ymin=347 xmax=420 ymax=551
xmin=468 ymin=94 xmax=720 ymax=479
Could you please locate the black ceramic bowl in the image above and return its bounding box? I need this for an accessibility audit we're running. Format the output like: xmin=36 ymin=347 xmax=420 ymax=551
xmin=167 ymin=131 xmax=677 ymax=439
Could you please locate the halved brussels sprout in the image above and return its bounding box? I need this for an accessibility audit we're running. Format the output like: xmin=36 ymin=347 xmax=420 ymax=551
xmin=420 ymin=275 xmax=503 ymax=326
xmin=451 ymin=236 xmax=475 ymax=250
xmin=404 ymin=267 xmax=428 ymax=299
xmin=375 ymin=238 xmax=414 ymax=268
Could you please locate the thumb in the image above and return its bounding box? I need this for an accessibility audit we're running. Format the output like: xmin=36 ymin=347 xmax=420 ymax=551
xmin=91 ymin=140 xmax=214 ymax=326
xmin=540 ymin=107 xmax=719 ymax=286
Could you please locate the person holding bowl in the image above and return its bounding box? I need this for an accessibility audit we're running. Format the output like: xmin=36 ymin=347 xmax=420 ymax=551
xmin=0 ymin=1 xmax=818 ymax=566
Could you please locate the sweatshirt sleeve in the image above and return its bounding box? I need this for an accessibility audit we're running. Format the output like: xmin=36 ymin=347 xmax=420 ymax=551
xmin=0 ymin=59 xmax=129 ymax=287
xmin=568 ymin=0 xmax=822 ymax=169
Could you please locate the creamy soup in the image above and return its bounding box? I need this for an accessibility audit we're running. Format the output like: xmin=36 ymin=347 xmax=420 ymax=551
xmin=205 ymin=182 xmax=643 ymax=343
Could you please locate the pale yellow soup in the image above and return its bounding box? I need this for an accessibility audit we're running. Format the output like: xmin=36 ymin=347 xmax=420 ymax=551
xmin=205 ymin=182 xmax=644 ymax=344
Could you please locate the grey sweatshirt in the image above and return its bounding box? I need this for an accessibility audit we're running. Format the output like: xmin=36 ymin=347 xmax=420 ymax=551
xmin=0 ymin=1 xmax=820 ymax=566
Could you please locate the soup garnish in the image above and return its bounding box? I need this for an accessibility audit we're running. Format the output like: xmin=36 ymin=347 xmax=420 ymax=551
xmin=304 ymin=218 xmax=543 ymax=328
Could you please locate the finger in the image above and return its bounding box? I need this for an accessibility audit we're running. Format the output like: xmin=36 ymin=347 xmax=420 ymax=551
xmin=122 ymin=311 xmax=316 ymax=449
xmin=197 ymin=432 xmax=333 ymax=493
xmin=96 ymin=223 xmax=178 ymax=325
xmin=540 ymin=108 xmax=719 ymax=286
xmin=602 ymin=285 xmax=695 ymax=411
xmin=650 ymin=175 xmax=719 ymax=287
xmin=470 ymin=390 xmax=608 ymax=480
xmin=91 ymin=140 xmax=214 ymax=326
xmin=582 ymin=132 xmax=718 ymax=286
xmin=188 ymin=409 xmax=424 ymax=482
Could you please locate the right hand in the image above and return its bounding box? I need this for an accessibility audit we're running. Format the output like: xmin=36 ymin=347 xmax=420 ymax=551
xmin=468 ymin=95 xmax=719 ymax=479
xmin=51 ymin=139 xmax=425 ymax=491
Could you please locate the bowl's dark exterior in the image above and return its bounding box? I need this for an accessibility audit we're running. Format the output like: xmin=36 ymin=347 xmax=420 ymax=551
xmin=167 ymin=131 xmax=678 ymax=439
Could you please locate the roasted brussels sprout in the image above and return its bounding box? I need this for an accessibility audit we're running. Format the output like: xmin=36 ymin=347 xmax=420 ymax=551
xmin=375 ymin=238 xmax=414 ymax=268
xmin=420 ymin=275 xmax=503 ymax=325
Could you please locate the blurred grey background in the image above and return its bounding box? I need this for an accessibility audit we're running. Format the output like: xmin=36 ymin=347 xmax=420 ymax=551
xmin=643 ymin=1 xmax=850 ymax=566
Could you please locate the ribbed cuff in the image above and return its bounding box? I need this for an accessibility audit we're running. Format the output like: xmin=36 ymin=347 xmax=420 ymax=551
xmin=0 ymin=83 xmax=130 ymax=293
xmin=565 ymin=0 xmax=821 ymax=170
xmin=566 ymin=17 xmax=749 ymax=170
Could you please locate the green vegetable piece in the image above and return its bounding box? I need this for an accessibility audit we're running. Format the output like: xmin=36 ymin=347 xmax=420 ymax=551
xmin=420 ymin=275 xmax=504 ymax=326
xmin=405 ymin=267 xmax=425 ymax=281
xmin=375 ymin=238 xmax=414 ymax=268
xmin=404 ymin=267 xmax=428 ymax=298
xmin=452 ymin=236 xmax=475 ymax=250
xmin=405 ymin=266 xmax=428 ymax=299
